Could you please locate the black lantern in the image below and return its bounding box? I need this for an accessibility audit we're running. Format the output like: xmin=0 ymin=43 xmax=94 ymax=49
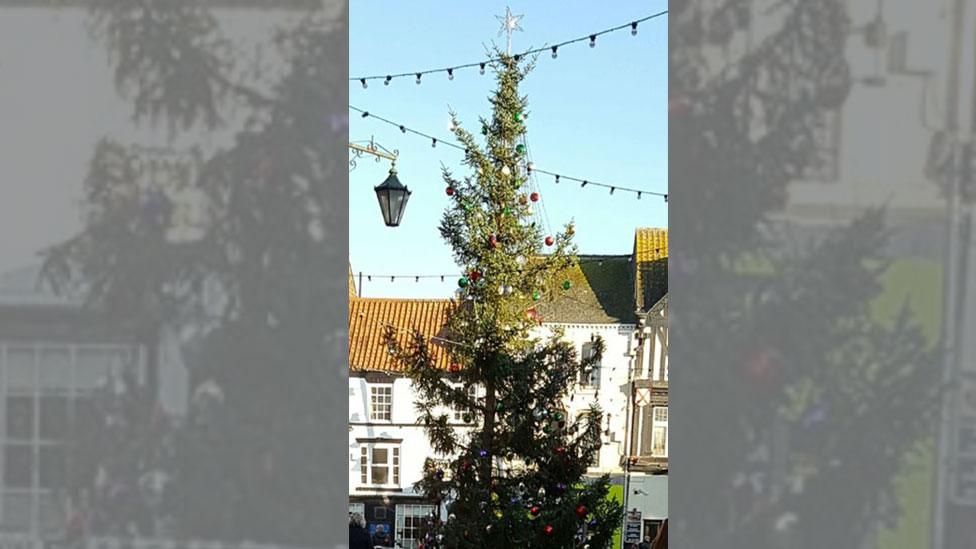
xmin=374 ymin=166 xmax=411 ymax=227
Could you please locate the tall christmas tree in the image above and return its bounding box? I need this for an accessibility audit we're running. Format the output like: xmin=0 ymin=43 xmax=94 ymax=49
xmin=385 ymin=53 xmax=622 ymax=548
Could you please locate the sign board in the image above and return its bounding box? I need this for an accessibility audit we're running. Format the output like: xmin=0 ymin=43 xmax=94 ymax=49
xmin=952 ymin=375 xmax=976 ymax=505
xmin=624 ymin=510 xmax=642 ymax=544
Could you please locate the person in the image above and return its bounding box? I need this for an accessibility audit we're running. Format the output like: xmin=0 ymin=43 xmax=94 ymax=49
xmin=650 ymin=518 xmax=668 ymax=549
xmin=348 ymin=513 xmax=371 ymax=549
xmin=372 ymin=524 xmax=393 ymax=548
xmin=638 ymin=535 xmax=652 ymax=549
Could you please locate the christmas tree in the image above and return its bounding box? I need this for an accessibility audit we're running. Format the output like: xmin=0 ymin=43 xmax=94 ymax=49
xmin=670 ymin=1 xmax=939 ymax=547
xmin=384 ymin=53 xmax=622 ymax=548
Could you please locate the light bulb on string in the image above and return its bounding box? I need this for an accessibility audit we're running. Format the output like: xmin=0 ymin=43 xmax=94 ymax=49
xmin=551 ymin=46 xmax=558 ymax=59
xmin=479 ymin=63 xmax=486 ymax=75
xmin=610 ymin=187 xmax=616 ymax=195
xmin=555 ymin=175 xmax=560 ymax=184
xmin=384 ymin=75 xmax=391 ymax=86
xmin=360 ymin=78 xmax=367 ymax=89
xmin=416 ymin=73 xmax=422 ymax=85
xmin=637 ymin=192 xmax=642 ymax=200
xmin=631 ymin=22 xmax=638 ymax=36
xmin=447 ymin=68 xmax=454 ymax=81
xmin=399 ymin=125 xmax=406 ymax=134
xmin=589 ymin=35 xmax=597 ymax=48
xmin=432 ymin=138 xmax=437 ymax=148
xmin=581 ymin=180 xmax=588 ymax=188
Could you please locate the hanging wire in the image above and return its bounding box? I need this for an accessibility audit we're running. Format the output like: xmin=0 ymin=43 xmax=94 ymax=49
xmin=350 ymin=11 xmax=668 ymax=83
xmin=349 ymin=105 xmax=666 ymax=200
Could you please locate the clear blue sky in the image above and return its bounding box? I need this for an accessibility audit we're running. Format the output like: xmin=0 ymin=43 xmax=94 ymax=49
xmin=349 ymin=0 xmax=668 ymax=298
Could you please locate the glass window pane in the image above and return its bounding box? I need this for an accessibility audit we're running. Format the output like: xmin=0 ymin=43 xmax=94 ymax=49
xmin=372 ymin=448 xmax=388 ymax=464
xmin=38 ymin=348 xmax=72 ymax=391
xmin=371 ymin=466 xmax=388 ymax=485
xmin=39 ymin=492 xmax=65 ymax=535
xmin=40 ymin=395 xmax=69 ymax=440
xmin=6 ymin=347 xmax=36 ymax=391
xmin=6 ymin=396 xmax=33 ymax=440
xmin=1 ymin=492 xmax=31 ymax=531
xmin=4 ymin=445 xmax=32 ymax=489
xmin=39 ymin=446 xmax=66 ymax=490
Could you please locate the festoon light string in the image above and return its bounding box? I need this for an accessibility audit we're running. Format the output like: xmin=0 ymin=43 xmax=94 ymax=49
xmin=351 ymin=10 xmax=667 ymax=86
xmin=354 ymin=256 xmax=638 ymax=285
xmin=349 ymin=105 xmax=667 ymax=201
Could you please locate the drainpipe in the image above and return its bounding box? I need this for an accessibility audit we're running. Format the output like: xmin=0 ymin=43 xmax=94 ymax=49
xmin=621 ymin=314 xmax=644 ymax=546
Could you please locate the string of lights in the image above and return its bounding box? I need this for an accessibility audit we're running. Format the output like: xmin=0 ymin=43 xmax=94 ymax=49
xmin=349 ymin=105 xmax=667 ymax=201
xmin=353 ymin=255 xmax=644 ymax=286
xmin=351 ymin=10 xmax=668 ymax=85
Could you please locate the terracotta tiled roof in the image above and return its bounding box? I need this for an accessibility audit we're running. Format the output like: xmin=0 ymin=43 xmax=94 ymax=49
xmin=537 ymin=255 xmax=636 ymax=324
xmin=634 ymin=228 xmax=668 ymax=312
xmin=348 ymin=297 xmax=454 ymax=373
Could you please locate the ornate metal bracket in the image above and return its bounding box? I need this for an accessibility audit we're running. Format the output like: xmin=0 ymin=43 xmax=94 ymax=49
xmin=348 ymin=137 xmax=398 ymax=171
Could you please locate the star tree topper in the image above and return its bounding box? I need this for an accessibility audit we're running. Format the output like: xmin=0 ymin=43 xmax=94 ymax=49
xmin=495 ymin=6 xmax=524 ymax=55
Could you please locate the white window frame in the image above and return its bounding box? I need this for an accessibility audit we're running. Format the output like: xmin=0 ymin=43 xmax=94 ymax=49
xmin=0 ymin=342 xmax=142 ymax=536
xmin=395 ymin=504 xmax=435 ymax=549
xmin=451 ymin=385 xmax=477 ymax=423
xmin=579 ymin=342 xmax=601 ymax=389
xmin=359 ymin=443 xmax=401 ymax=488
xmin=650 ymin=406 xmax=668 ymax=458
xmin=369 ymin=384 xmax=393 ymax=422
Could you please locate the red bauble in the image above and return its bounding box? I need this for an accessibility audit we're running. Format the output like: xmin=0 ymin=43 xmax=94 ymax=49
xmin=449 ymin=363 xmax=461 ymax=373
xmin=489 ymin=235 xmax=498 ymax=249
xmin=556 ymin=446 xmax=567 ymax=456
xmin=544 ymin=236 xmax=554 ymax=246
xmin=470 ymin=270 xmax=482 ymax=282
xmin=575 ymin=505 xmax=587 ymax=519
xmin=543 ymin=525 xmax=554 ymax=536
xmin=446 ymin=186 xmax=455 ymax=196
xmin=530 ymin=506 xmax=541 ymax=516
xmin=530 ymin=192 xmax=540 ymax=202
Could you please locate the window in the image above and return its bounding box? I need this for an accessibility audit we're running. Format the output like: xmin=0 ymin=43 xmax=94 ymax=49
xmin=360 ymin=445 xmax=400 ymax=487
xmin=0 ymin=343 xmax=141 ymax=534
xmin=369 ymin=385 xmax=393 ymax=422
xmin=579 ymin=342 xmax=601 ymax=388
xmin=396 ymin=504 xmax=435 ymax=549
xmin=452 ymin=385 xmax=477 ymax=422
xmin=651 ymin=407 xmax=668 ymax=457
xmin=802 ymin=109 xmax=841 ymax=182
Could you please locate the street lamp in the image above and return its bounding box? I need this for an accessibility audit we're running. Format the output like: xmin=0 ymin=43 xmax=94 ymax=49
xmin=349 ymin=138 xmax=411 ymax=227
xmin=374 ymin=165 xmax=411 ymax=227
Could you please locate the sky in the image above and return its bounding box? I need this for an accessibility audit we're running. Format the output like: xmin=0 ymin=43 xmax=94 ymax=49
xmin=0 ymin=1 xmax=667 ymax=300
xmin=349 ymin=0 xmax=668 ymax=298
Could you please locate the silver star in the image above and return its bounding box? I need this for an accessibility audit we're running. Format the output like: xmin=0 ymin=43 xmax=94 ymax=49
xmin=495 ymin=6 xmax=524 ymax=54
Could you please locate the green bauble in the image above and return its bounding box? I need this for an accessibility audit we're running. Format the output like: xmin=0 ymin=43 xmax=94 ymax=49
xmin=516 ymin=144 xmax=526 ymax=155
xmin=562 ymin=280 xmax=572 ymax=290
xmin=459 ymin=277 xmax=470 ymax=288
xmin=553 ymin=412 xmax=565 ymax=422
xmin=463 ymin=203 xmax=472 ymax=212
xmin=503 ymin=207 xmax=512 ymax=216
xmin=514 ymin=112 xmax=523 ymax=122
xmin=532 ymin=291 xmax=540 ymax=301
xmin=482 ymin=125 xmax=489 ymax=135
xmin=495 ymin=402 xmax=504 ymax=412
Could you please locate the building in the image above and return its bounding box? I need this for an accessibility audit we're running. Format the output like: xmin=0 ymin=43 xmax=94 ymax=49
xmin=347 ymin=294 xmax=459 ymax=547
xmin=623 ymin=228 xmax=669 ymax=541
xmin=347 ymin=227 xmax=668 ymax=548
xmin=0 ymin=265 xmax=189 ymax=540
